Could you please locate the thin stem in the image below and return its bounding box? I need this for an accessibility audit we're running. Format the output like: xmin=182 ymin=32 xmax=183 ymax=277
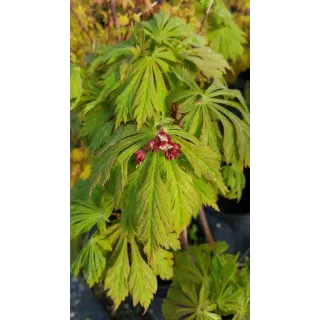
xmin=110 ymin=0 xmax=118 ymax=29
xmin=105 ymin=1 xmax=111 ymax=39
xmin=199 ymin=0 xmax=215 ymax=34
xmin=70 ymin=4 xmax=93 ymax=45
xmin=177 ymin=0 xmax=184 ymax=9
xmin=198 ymin=207 xmax=215 ymax=249
xmin=179 ymin=227 xmax=189 ymax=251
xmin=136 ymin=1 xmax=160 ymax=18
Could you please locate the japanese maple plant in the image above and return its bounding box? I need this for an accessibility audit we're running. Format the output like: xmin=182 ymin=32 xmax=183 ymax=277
xmin=70 ymin=10 xmax=249 ymax=319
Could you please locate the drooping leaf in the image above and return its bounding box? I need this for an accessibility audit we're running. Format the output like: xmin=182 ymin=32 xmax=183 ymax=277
xmin=169 ymin=68 xmax=250 ymax=169
xmin=222 ymin=164 xmax=246 ymax=202
xmin=71 ymin=235 xmax=111 ymax=287
xmin=70 ymin=199 xmax=113 ymax=239
xmin=129 ymin=238 xmax=157 ymax=310
xmin=134 ymin=153 xmax=172 ymax=259
xmin=164 ymin=159 xmax=200 ymax=233
xmin=104 ymin=231 xmax=130 ymax=310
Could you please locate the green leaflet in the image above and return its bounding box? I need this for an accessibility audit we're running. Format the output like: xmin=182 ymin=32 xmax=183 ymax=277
xmin=182 ymin=47 xmax=230 ymax=85
xmin=129 ymin=238 xmax=157 ymax=310
xmin=192 ymin=176 xmax=220 ymax=211
xmin=70 ymin=199 xmax=113 ymax=239
xmin=164 ymin=160 xmax=200 ymax=233
xmin=150 ymin=248 xmax=174 ymax=280
xmin=70 ymin=64 xmax=83 ymax=110
xmin=174 ymin=137 xmax=227 ymax=194
xmin=88 ymin=41 xmax=133 ymax=74
xmin=134 ymin=153 xmax=172 ymax=259
xmin=222 ymin=164 xmax=246 ymax=202
xmin=71 ymin=235 xmax=112 ymax=287
xmin=89 ymin=124 xmax=155 ymax=195
xmin=104 ymin=231 xmax=130 ymax=310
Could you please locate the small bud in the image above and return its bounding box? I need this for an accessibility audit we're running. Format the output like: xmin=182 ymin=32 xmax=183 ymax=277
xmin=134 ymin=150 xmax=146 ymax=165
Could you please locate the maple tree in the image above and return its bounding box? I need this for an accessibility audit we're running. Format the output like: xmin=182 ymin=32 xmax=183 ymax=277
xmin=70 ymin=3 xmax=250 ymax=318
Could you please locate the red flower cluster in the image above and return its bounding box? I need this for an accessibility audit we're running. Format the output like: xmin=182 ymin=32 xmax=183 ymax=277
xmin=134 ymin=130 xmax=182 ymax=165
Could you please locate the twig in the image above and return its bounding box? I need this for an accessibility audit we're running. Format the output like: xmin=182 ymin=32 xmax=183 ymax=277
xmin=110 ymin=0 xmax=118 ymax=29
xmin=179 ymin=227 xmax=189 ymax=251
xmin=70 ymin=4 xmax=93 ymax=44
xmin=198 ymin=207 xmax=215 ymax=249
xmin=105 ymin=1 xmax=111 ymax=39
xmin=177 ymin=0 xmax=184 ymax=9
xmin=136 ymin=1 xmax=159 ymax=18
xmin=199 ymin=0 xmax=215 ymax=34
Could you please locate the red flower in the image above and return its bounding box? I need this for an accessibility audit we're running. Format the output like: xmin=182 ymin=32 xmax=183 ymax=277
xmin=145 ymin=139 xmax=160 ymax=152
xmin=171 ymin=143 xmax=181 ymax=150
xmin=170 ymin=148 xmax=181 ymax=159
xmin=159 ymin=141 xmax=173 ymax=151
xmin=134 ymin=150 xmax=146 ymax=165
xmin=133 ymin=128 xmax=182 ymax=165
xmin=157 ymin=131 xmax=171 ymax=142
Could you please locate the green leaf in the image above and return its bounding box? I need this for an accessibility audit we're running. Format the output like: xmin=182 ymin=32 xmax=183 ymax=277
xmin=174 ymin=137 xmax=227 ymax=194
xmin=209 ymin=25 xmax=246 ymax=63
xmin=150 ymin=248 xmax=174 ymax=280
xmin=163 ymin=278 xmax=220 ymax=320
xmin=89 ymin=124 xmax=155 ymax=194
xmin=129 ymin=238 xmax=157 ymax=310
xmin=142 ymin=12 xmax=191 ymax=47
xmin=173 ymin=245 xmax=212 ymax=285
xmin=70 ymin=179 xmax=105 ymax=205
xmin=214 ymin=241 xmax=229 ymax=256
xmin=182 ymin=47 xmax=230 ymax=84
xmin=104 ymin=233 xmax=130 ymax=310
xmin=88 ymin=42 xmax=132 ymax=74
xmin=164 ymin=160 xmax=200 ymax=232
xmin=222 ymin=164 xmax=246 ymax=202
xmin=164 ymin=244 xmax=249 ymax=320
xmin=71 ymin=235 xmax=111 ymax=287
xmin=192 ymin=176 xmax=219 ymax=211
xmin=70 ymin=65 xmax=83 ymax=110
xmin=168 ymin=70 xmax=250 ymax=169
xmin=134 ymin=153 xmax=172 ymax=259
xmin=114 ymin=50 xmax=170 ymax=128
xmin=70 ymin=199 xmax=113 ymax=239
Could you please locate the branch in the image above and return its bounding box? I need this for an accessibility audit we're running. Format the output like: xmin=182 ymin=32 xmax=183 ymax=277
xmin=198 ymin=207 xmax=215 ymax=250
xmin=70 ymin=4 xmax=93 ymax=45
xmin=179 ymin=227 xmax=189 ymax=251
xmin=199 ymin=0 xmax=215 ymax=34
